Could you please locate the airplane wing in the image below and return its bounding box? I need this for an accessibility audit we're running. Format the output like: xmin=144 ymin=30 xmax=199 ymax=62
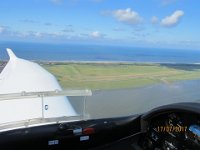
xmin=0 ymin=48 xmax=79 ymax=124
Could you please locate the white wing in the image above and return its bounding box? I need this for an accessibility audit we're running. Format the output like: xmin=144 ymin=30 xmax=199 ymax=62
xmin=0 ymin=48 xmax=76 ymax=124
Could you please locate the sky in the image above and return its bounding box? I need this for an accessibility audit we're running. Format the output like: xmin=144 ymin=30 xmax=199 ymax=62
xmin=0 ymin=0 xmax=199 ymax=49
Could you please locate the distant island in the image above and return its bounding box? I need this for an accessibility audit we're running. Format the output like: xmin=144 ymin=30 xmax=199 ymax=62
xmin=41 ymin=62 xmax=200 ymax=90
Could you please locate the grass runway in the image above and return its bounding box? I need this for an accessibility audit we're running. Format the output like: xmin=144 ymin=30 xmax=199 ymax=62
xmin=42 ymin=63 xmax=200 ymax=90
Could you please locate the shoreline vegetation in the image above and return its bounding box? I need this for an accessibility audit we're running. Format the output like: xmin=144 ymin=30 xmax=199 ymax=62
xmin=40 ymin=62 xmax=200 ymax=90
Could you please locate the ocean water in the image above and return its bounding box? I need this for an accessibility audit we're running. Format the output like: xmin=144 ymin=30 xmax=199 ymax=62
xmin=1 ymin=41 xmax=200 ymax=63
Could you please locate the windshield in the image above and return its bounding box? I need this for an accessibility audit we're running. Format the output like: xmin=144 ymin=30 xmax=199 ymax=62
xmin=0 ymin=0 xmax=200 ymax=125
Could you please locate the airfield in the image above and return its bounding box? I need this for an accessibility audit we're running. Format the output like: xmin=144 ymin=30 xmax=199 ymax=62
xmin=42 ymin=62 xmax=200 ymax=90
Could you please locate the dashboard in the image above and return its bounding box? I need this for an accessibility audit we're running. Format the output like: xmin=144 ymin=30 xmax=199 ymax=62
xmin=1 ymin=102 xmax=200 ymax=150
xmin=90 ymin=102 xmax=200 ymax=150
xmin=139 ymin=103 xmax=200 ymax=150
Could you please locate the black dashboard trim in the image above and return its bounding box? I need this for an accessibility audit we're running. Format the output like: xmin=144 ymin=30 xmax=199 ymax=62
xmin=141 ymin=102 xmax=200 ymax=121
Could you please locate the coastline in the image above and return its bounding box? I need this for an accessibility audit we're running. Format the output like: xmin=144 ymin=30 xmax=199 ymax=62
xmin=37 ymin=60 xmax=200 ymax=65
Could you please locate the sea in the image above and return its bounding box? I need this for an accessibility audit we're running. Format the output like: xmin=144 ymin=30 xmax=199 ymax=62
xmin=0 ymin=41 xmax=200 ymax=63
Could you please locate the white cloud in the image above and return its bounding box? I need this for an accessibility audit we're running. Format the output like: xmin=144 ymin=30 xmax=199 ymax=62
xmin=112 ymin=8 xmax=143 ymax=25
xmin=34 ymin=32 xmax=43 ymax=38
xmin=0 ymin=26 xmax=10 ymax=34
xmin=90 ymin=31 xmax=104 ymax=38
xmin=161 ymin=10 xmax=184 ymax=27
xmin=50 ymin=32 xmax=64 ymax=37
xmin=0 ymin=26 xmax=5 ymax=33
xmin=33 ymin=31 xmax=65 ymax=38
xmin=17 ymin=32 xmax=30 ymax=38
xmin=151 ymin=16 xmax=159 ymax=24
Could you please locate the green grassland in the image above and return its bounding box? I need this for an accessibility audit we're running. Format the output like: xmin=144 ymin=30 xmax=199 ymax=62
xmin=42 ymin=63 xmax=200 ymax=90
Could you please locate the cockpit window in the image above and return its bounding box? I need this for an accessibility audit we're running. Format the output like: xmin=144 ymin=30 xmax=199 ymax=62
xmin=0 ymin=0 xmax=200 ymax=125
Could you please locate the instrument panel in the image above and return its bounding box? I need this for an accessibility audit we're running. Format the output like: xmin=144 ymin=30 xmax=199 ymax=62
xmin=140 ymin=112 xmax=200 ymax=150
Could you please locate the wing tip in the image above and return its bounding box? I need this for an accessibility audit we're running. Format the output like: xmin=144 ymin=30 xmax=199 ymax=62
xmin=6 ymin=48 xmax=17 ymax=60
